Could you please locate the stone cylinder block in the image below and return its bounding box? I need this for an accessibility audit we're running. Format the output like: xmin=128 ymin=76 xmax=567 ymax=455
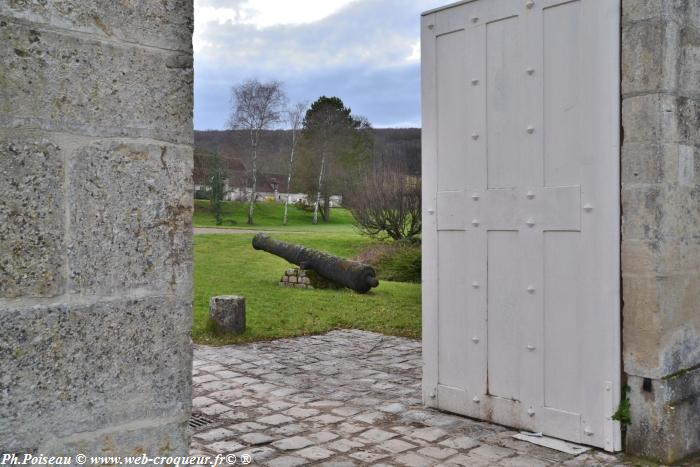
xmin=209 ymin=295 xmax=246 ymax=333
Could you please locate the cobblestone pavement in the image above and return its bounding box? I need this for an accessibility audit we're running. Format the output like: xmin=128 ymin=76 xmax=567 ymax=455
xmin=191 ymin=330 xmax=637 ymax=466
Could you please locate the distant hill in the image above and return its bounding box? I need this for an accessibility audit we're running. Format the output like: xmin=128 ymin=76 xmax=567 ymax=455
xmin=194 ymin=128 xmax=421 ymax=186
xmin=370 ymin=128 xmax=421 ymax=176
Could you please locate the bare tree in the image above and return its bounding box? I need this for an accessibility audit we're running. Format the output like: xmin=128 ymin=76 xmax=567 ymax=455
xmin=346 ymin=161 xmax=422 ymax=241
xmin=228 ymin=79 xmax=287 ymax=224
xmin=283 ymin=102 xmax=306 ymax=225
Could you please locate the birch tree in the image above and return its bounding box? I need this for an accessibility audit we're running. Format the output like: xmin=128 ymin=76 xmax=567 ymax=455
xmin=228 ymin=79 xmax=287 ymax=224
xmin=283 ymin=102 xmax=306 ymax=225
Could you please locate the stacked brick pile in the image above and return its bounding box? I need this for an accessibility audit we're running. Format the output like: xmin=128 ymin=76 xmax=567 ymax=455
xmin=279 ymin=268 xmax=314 ymax=289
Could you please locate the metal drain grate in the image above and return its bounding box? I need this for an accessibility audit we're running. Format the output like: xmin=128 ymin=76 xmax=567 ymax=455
xmin=189 ymin=414 xmax=214 ymax=429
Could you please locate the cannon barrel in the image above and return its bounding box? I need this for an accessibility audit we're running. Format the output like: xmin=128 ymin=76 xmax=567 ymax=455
xmin=252 ymin=233 xmax=379 ymax=293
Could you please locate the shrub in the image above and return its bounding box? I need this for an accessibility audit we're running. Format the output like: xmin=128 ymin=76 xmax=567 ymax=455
xmin=355 ymin=241 xmax=421 ymax=283
xmin=294 ymin=199 xmax=314 ymax=213
xmin=345 ymin=163 xmax=421 ymax=240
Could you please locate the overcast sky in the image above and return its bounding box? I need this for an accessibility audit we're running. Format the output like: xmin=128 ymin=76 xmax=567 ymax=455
xmin=193 ymin=0 xmax=445 ymax=130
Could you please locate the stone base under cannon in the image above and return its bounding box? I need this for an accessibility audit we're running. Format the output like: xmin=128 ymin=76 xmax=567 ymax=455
xmin=279 ymin=268 xmax=343 ymax=290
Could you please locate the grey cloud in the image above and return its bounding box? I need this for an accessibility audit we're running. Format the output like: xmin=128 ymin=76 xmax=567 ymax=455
xmin=194 ymin=0 xmax=443 ymax=129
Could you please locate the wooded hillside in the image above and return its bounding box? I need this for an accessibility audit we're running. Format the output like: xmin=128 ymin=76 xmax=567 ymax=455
xmin=194 ymin=128 xmax=420 ymax=186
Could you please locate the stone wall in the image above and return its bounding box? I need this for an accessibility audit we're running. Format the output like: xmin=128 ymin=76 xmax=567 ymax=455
xmin=621 ymin=0 xmax=700 ymax=462
xmin=280 ymin=269 xmax=315 ymax=289
xmin=0 ymin=0 xmax=194 ymax=457
xmin=279 ymin=268 xmax=344 ymax=290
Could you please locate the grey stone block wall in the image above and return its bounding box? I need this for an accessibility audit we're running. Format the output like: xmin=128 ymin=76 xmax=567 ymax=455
xmin=621 ymin=0 xmax=700 ymax=463
xmin=0 ymin=0 xmax=193 ymax=458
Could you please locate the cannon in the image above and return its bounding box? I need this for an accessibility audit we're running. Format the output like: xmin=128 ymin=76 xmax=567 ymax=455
xmin=252 ymin=233 xmax=379 ymax=293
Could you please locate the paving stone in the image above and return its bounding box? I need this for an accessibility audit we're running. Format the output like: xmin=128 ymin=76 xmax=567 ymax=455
xmin=318 ymin=461 xmax=357 ymax=467
xmin=309 ymin=414 xmax=345 ymax=424
xmin=209 ymin=389 xmax=249 ymax=401
xmin=200 ymin=403 xmax=233 ymax=416
xmin=270 ymin=424 xmax=306 ymax=436
xmin=425 ymin=414 xmax=468 ymax=429
xmin=194 ymin=428 xmax=236 ymax=442
xmin=229 ymin=397 xmax=260 ymax=408
xmin=308 ymin=431 xmax=340 ymax=443
xmin=391 ymin=426 xmax=415 ymax=435
xmin=500 ymin=455 xmax=551 ymax=467
xmin=353 ymin=411 xmax=388 ymax=424
xmin=266 ymin=456 xmax=307 ymax=467
xmin=439 ymin=436 xmax=480 ymax=451
xmin=288 ymin=394 xmax=317 ymax=404
xmin=445 ymin=453 xmax=494 ymax=467
xmin=193 ymin=374 xmax=219 ymax=384
xmin=395 ymin=452 xmax=436 ymax=466
xmin=237 ymin=447 xmax=277 ymax=462
xmin=198 ymin=380 xmax=237 ymax=392
xmin=192 ymin=396 xmax=217 ymax=407
xmin=348 ymin=450 xmax=389 ymax=463
xmin=326 ymin=438 xmax=365 ymax=453
xmin=358 ymin=428 xmax=399 ymax=443
xmin=252 ymin=406 xmax=273 ymax=416
xmin=559 ymin=453 xmax=601 ymax=466
xmin=411 ymin=427 xmax=449 ymax=442
xmin=218 ymin=411 xmax=249 ymax=421
xmin=239 ymin=432 xmax=276 ymax=445
xmin=271 ymin=387 xmax=299 ymax=397
xmin=591 ymin=451 xmax=624 ymax=463
xmin=249 ymin=383 xmax=279 ymax=393
xmin=379 ymin=402 xmax=406 ymax=413
xmin=470 ymin=444 xmax=517 ymax=461
xmin=327 ymin=390 xmax=354 ymax=401
xmin=284 ymin=407 xmax=320 ymax=419
xmin=337 ymin=422 xmax=367 ymax=434
xmin=234 ymin=376 xmax=261 ymax=385
xmin=229 ymin=422 xmax=269 ymax=433
xmin=378 ymin=438 xmax=417 ymax=453
xmin=207 ymin=440 xmax=245 ymax=454
xmin=348 ymin=396 xmax=382 ymax=407
xmin=308 ymin=400 xmax=344 ymax=408
xmin=216 ymin=370 xmax=241 ymax=379
xmin=272 ymin=436 xmax=314 ymax=451
xmin=266 ymin=401 xmax=294 ymax=411
xmin=418 ymin=446 xmax=459 ymax=460
xmin=296 ymin=446 xmax=335 ymax=461
xmin=237 ymin=363 xmax=258 ymax=370
xmin=331 ymin=406 xmax=363 ymax=417
xmin=259 ymin=414 xmax=295 ymax=426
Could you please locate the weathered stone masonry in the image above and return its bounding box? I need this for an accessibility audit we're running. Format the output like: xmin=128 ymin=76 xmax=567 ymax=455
xmin=0 ymin=0 xmax=194 ymax=457
xmin=621 ymin=0 xmax=700 ymax=463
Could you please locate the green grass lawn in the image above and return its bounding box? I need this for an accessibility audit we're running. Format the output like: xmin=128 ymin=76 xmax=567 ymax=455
xmin=193 ymin=232 xmax=422 ymax=345
xmin=194 ymin=199 xmax=356 ymax=233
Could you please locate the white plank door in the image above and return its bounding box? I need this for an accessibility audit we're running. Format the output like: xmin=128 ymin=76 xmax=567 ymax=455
xmin=421 ymin=0 xmax=621 ymax=451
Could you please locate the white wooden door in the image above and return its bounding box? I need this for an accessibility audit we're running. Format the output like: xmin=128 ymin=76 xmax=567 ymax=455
xmin=421 ymin=0 xmax=621 ymax=451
